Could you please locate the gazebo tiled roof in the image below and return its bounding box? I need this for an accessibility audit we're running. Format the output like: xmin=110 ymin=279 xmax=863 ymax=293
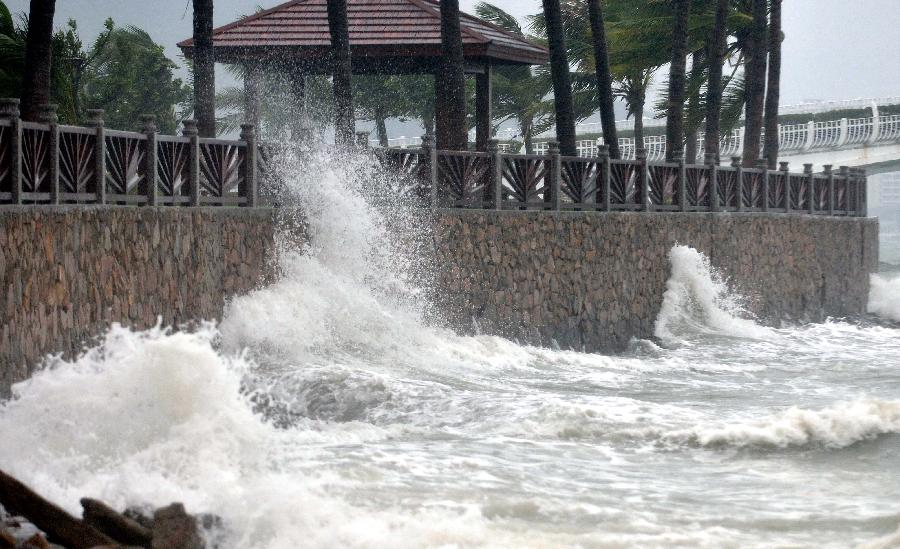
xmin=177 ymin=0 xmax=548 ymax=69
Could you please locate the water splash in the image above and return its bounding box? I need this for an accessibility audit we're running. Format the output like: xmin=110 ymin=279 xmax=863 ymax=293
xmin=654 ymin=245 xmax=772 ymax=342
xmin=868 ymin=274 xmax=900 ymax=322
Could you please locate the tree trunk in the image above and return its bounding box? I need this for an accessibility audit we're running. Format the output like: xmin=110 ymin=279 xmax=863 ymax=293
xmin=523 ymin=116 xmax=534 ymax=155
xmin=684 ymin=50 xmax=705 ymax=164
xmin=436 ymin=0 xmax=467 ymax=150
xmin=664 ymin=0 xmax=691 ymax=162
xmin=327 ymin=0 xmax=354 ymax=147
xmin=541 ymin=0 xmax=577 ymax=156
xmin=587 ymin=0 xmax=620 ymax=159
xmin=741 ymin=0 xmax=768 ymax=167
xmin=704 ymin=0 xmax=729 ymax=164
xmin=19 ymin=0 xmax=56 ymax=122
xmin=763 ymin=0 xmax=782 ymax=168
xmin=192 ymin=0 xmax=216 ymax=137
xmin=375 ymin=107 xmax=388 ymax=147
xmin=633 ymin=88 xmax=645 ymax=152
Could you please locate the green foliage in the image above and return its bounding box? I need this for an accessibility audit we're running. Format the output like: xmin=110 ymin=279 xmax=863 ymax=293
xmin=82 ymin=19 xmax=191 ymax=133
xmin=0 ymin=2 xmax=189 ymax=131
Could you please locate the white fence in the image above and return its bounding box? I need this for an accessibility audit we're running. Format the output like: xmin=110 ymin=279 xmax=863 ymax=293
xmin=379 ymin=108 xmax=900 ymax=163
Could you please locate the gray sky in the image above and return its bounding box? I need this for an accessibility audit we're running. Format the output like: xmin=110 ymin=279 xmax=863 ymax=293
xmin=6 ymin=0 xmax=900 ymax=107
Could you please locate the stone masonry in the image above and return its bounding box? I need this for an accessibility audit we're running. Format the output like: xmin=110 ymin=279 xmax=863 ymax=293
xmin=431 ymin=211 xmax=879 ymax=350
xmin=0 ymin=206 xmax=277 ymax=395
xmin=0 ymin=207 xmax=878 ymax=394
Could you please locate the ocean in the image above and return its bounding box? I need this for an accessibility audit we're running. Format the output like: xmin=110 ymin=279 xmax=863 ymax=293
xmin=0 ymin=150 xmax=898 ymax=548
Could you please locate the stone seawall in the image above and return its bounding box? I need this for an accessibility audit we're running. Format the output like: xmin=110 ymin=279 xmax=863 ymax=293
xmin=0 ymin=207 xmax=879 ymax=394
xmin=431 ymin=211 xmax=879 ymax=350
xmin=0 ymin=206 xmax=277 ymax=395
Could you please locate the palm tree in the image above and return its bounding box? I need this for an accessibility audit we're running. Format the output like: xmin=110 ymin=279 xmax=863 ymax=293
xmin=740 ymin=0 xmax=767 ymax=167
xmin=763 ymin=0 xmax=782 ymax=168
xmin=475 ymin=2 xmax=552 ymax=154
xmin=19 ymin=0 xmax=56 ymax=121
xmin=704 ymin=0 xmax=729 ymax=163
xmin=192 ymin=0 xmax=215 ymax=137
xmin=327 ymin=0 xmax=354 ymax=146
xmin=664 ymin=0 xmax=691 ymax=162
xmin=541 ymin=0 xmax=578 ymax=156
xmin=683 ymin=50 xmax=705 ymax=163
xmin=437 ymin=0 xmax=467 ymax=150
xmin=586 ymin=0 xmax=620 ymax=158
xmin=615 ymin=69 xmax=654 ymax=147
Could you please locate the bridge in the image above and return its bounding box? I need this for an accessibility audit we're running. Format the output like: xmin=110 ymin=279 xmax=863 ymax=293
xmin=381 ymin=97 xmax=900 ymax=175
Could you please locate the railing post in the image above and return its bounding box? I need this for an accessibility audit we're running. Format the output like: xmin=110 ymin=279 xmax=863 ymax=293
xmin=837 ymin=118 xmax=849 ymax=147
xmin=802 ymin=120 xmax=816 ymax=151
xmin=779 ymin=161 xmax=790 ymax=211
xmin=673 ymin=151 xmax=687 ymax=211
xmin=548 ymin=141 xmax=561 ymax=211
xmin=839 ymin=166 xmax=850 ymax=214
xmin=182 ymin=119 xmax=201 ymax=207
xmin=240 ymin=123 xmax=258 ymax=207
xmin=856 ymin=167 xmax=868 ymax=217
xmin=757 ymin=158 xmax=769 ymax=212
xmin=636 ymin=148 xmax=650 ymax=211
xmin=868 ymin=103 xmax=881 ymax=145
xmin=706 ymin=152 xmax=718 ymax=213
xmin=39 ymin=104 xmax=60 ymax=204
xmin=823 ymin=164 xmax=834 ymax=215
xmin=1 ymin=99 xmax=23 ymax=204
xmin=598 ymin=144 xmax=611 ymax=212
xmin=732 ymin=156 xmax=743 ymax=212
xmin=140 ymin=114 xmax=158 ymax=207
xmin=803 ymin=163 xmax=814 ymax=214
xmin=86 ymin=109 xmax=106 ymax=205
xmin=488 ymin=138 xmax=503 ymax=210
xmin=422 ymin=134 xmax=438 ymax=208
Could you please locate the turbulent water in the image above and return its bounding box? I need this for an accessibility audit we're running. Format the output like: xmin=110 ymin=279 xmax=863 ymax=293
xmin=1 ymin=149 xmax=899 ymax=549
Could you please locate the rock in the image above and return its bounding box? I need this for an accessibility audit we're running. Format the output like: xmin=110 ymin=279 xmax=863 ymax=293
xmin=0 ymin=529 xmax=15 ymax=549
xmin=81 ymin=498 xmax=152 ymax=548
xmin=122 ymin=508 xmax=154 ymax=531
xmin=151 ymin=504 xmax=203 ymax=549
xmin=21 ymin=533 xmax=50 ymax=549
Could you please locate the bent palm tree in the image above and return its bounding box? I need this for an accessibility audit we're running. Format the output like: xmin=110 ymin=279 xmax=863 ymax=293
xmin=192 ymin=0 xmax=215 ymax=137
xmin=437 ymin=0 xmax=467 ymax=150
xmin=20 ymin=0 xmax=56 ymax=121
xmin=763 ymin=0 xmax=782 ymax=168
xmin=704 ymin=0 xmax=729 ymax=163
xmin=664 ymin=0 xmax=691 ymax=161
xmin=541 ymin=0 xmax=578 ymax=156
xmin=327 ymin=0 xmax=354 ymax=146
xmin=587 ymin=0 xmax=620 ymax=158
xmin=741 ymin=0 xmax=767 ymax=166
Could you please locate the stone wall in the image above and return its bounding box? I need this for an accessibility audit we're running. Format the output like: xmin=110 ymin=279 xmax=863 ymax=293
xmin=431 ymin=211 xmax=879 ymax=351
xmin=0 ymin=206 xmax=278 ymax=395
xmin=0 ymin=206 xmax=879 ymax=394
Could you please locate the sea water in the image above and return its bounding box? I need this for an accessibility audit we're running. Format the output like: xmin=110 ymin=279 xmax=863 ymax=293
xmin=0 ymin=149 xmax=898 ymax=548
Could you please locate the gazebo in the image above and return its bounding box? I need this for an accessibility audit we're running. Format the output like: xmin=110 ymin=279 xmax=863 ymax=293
xmin=177 ymin=0 xmax=548 ymax=150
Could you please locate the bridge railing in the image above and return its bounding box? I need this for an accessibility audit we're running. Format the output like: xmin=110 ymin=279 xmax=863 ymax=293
xmin=376 ymin=137 xmax=868 ymax=217
xmin=0 ymin=99 xmax=258 ymax=207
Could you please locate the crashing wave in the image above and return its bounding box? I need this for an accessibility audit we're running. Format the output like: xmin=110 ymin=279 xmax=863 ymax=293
xmin=868 ymin=274 xmax=900 ymax=322
xmin=663 ymin=399 xmax=900 ymax=450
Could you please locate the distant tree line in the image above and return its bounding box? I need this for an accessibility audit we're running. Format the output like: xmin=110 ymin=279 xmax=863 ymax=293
xmin=0 ymin=0 xmax=190 ymax=133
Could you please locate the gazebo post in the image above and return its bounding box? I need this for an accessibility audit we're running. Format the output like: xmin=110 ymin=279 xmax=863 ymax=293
xmin=475 ymin=61 xmax=493 ymax=152
xmin=289 ymin=68 xmax=307 ymax=141
xmin=243 ymin=61 xmax=262 ymax=131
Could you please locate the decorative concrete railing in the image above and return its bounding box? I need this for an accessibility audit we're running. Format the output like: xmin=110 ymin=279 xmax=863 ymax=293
xmin=0 ymin=99 xmax=258 ymax=207
xmin=377 ymin=137 xmax=868 ymax=216
xmin=381 ymin=105 xmax=900 ymax=162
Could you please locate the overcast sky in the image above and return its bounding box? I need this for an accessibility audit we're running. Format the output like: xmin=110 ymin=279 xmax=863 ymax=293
xmin=6 ymin=0 xmax=900 ymax=107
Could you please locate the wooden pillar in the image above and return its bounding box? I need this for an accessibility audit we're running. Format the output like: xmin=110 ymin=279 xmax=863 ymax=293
xmin=475 ymin=63 xmax=492 ymax=152
xmin=243 ymin=62 xmax=262 ymax=132
xmin=289 ymin=70 xmax=307 ymax=141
